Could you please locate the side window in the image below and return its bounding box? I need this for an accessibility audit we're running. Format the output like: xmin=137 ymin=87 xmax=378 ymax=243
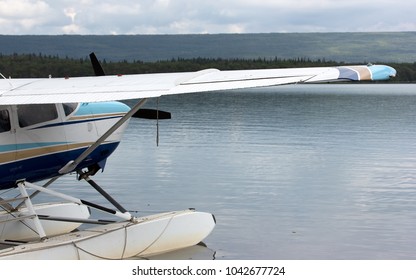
xmin=62 ymin=103 xmax=78 ymax=116
xmin=17 ymin=104 xmax=58 ymax=127
xmin=0 ymin=109 xmax=11 ymax=132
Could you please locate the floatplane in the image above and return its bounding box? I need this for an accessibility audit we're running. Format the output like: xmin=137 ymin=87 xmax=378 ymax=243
xmin=0 ymin=53 xmax=395 ymax=259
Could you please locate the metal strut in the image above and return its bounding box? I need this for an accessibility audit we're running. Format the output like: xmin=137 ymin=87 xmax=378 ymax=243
xmin=16 ymin=181 xmax=47 ymax=240
xmin=79 ymin=172 xmax=127 ymax=214
xmin=21 ymin=181 xmax=132 ymax=221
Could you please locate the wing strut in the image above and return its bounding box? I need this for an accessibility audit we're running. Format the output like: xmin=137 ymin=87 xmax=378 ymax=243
xmin=58 ymin=98 xmax=148 ymax=175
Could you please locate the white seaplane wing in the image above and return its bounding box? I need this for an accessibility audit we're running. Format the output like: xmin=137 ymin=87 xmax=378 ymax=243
xmin=0 ymin=64 xmax=396 ymax=105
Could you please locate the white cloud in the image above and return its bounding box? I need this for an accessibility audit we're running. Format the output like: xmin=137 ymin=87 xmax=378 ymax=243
xmin=0 ymin=0 xmax=54 ymax=33
xmin=0 ymin=0 xmax=414 ymax=34
xmin=62 ymin=23 xmax=81 ymax=34
xmin=0 ymin=0 xmax=51 ymax=18
xmin=96 ymin=3 xmax=142 ymax=16
xmin=64 ymin=7 xmax=76 ymax=23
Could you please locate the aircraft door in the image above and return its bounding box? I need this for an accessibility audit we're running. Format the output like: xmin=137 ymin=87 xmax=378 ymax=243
xmin=14 ymin=104 xmax=68 ymax=182
xmin=0 ymin=106 xmax=17 ymax=185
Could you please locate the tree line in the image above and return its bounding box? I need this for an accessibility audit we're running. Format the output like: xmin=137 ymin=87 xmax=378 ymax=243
xmin=0 ymin=53 xmax=415 ymax=82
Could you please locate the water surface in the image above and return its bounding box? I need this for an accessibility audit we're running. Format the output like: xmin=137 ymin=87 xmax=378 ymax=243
xmin=59 ymin=83 xmax=416 ymax=259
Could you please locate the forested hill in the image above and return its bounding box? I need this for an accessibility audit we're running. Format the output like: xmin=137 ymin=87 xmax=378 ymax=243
xmin=0 ymin=33 xmax=415 ymax=81
xmin=0 ymin=32 xmax=415 ymax=63
xmin=0 ymin=54 xmax=415 ymax=82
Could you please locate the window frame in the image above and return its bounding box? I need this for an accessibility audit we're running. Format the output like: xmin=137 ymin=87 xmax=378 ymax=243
xmin=0 ymin=108 xmax=11 ymax=133
xmin=16 ymin=104 xmax=59 ymax=128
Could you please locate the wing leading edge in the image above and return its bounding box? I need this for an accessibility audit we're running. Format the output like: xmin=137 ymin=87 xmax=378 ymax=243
xmin=0 ymin=64 xmax=396 ymax=105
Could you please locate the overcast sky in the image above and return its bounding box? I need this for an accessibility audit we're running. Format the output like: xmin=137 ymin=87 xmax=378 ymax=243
xmin=0 ymin=0 xmax=414 ymax=35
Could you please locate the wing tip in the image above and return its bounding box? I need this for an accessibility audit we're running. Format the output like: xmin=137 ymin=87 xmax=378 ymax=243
xmin=337 ymin=65 xmax=396 ymax=81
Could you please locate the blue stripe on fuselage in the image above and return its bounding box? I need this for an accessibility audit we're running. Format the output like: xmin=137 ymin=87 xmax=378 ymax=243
xmin=0 ymin=142 xmax=120 ymax=190
xmin=34 ymin=101 xmax=131 ymax=129
xmin=0 ymin=102 xmax=130 ymax=189
xmin=0 ymin=142 xmax=67 ymax=154
xmin=33 ymin=116 xmax=123 ymax=129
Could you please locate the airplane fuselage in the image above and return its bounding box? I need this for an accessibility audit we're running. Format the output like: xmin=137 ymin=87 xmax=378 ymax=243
xmin=0 ymin=101 xmax=130 ymax=189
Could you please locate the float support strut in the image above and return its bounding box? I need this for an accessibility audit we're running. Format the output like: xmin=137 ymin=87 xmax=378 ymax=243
xmin=82 ymin=174 xmax=128 ymax=213
xmin=16 ymin=181 xmax=47 ymax=240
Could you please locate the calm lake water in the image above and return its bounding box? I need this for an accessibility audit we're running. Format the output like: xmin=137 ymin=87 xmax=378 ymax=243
xmin=56 ymin=83 xmax=416 ymax=260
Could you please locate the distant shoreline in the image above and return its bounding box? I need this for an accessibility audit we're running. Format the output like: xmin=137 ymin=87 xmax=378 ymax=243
xmin=0 ymin=32 xmax=414 ymax=63
xmin=1 ymin=53 xmax=414 ymax=82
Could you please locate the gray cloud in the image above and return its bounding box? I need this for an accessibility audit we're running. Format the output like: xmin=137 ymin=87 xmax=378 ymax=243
xmin=0 ymin=0 xmax=415 ymax=34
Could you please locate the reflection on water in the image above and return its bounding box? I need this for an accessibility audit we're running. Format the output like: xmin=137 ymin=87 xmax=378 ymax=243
xmin=131 ymin=243 xmax=216 ymax=260
xmin=55 ymin=84 xmax=416 ymax=259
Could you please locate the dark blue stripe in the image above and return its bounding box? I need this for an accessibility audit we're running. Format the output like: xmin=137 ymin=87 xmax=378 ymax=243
xmin=0 ymin=142 xmax=119 ymax=190
xmin=31 ymin=116 xmax=122 ymax=130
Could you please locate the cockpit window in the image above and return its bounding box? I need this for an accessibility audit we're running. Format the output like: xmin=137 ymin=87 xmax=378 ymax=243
xmin=17 ymin=104 xmax=58 ymax=127
xmin=0 ymin=109 xmax=11 ymax=132
xmin=62 ymin=103 xmax=78 ymax=116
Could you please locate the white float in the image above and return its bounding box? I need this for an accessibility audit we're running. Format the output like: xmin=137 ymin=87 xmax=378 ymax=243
xmin=0 ymin=209 xmax=215 ymax=260
xmin=0 ymin=202 xmax=90 ymax=242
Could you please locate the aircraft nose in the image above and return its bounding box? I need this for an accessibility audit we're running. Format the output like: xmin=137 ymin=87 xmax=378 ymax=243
xmin=368 ymin=64 xmax=397 ymax=80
